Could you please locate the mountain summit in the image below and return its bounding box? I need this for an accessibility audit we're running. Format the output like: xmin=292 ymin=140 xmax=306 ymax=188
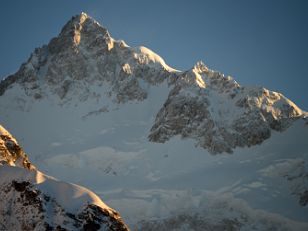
xmin=50 ymin=12 xmax=113 ymax=53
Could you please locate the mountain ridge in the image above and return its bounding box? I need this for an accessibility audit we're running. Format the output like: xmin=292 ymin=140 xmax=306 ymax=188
xmin=0 ymin=12 xmax=306 ymax=154
xmin=0 ymin=124 xmax=129 ymax=231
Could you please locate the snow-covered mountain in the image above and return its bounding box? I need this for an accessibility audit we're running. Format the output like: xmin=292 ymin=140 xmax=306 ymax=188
xmin=1 ymin=12 xmax=305 ymax=154
xmin=0 ymin=12 xmax=308 ymax=230
xmin=0 ymin=125 xmax=129 ymax=231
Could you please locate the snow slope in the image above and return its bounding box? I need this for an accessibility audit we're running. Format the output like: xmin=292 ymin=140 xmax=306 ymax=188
xmin=0 ymin=12 xmax=308 ymax=230
xmin=0 ymin=125 xmax=129 ymax=231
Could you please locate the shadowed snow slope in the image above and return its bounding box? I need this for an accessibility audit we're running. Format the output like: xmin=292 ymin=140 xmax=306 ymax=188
xmin=0 ymin=12 xmax=308 ymax=230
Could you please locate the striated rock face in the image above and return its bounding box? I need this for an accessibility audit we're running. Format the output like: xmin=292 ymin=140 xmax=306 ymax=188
xmin=0 ymin=125 xmax=129 ymax=231
xmin=0 ymin=13 xmax=306 ymax=154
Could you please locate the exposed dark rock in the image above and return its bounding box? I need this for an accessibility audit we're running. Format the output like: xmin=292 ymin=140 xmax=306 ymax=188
xmin=299 ymin=190 xmax=308 ymax=206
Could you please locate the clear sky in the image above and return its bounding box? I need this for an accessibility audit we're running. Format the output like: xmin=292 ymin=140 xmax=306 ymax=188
xmin=0 ymin=0 xmax=307 ymax=110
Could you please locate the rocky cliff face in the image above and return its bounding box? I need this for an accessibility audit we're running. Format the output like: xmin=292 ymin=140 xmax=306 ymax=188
xmin=0 ymin=13 xmax=305 ymax=154
xmin=149 ymin=62 xmax=305 ymax=153
xmin=0 ymin=125 xmax=33 ymax=169
xmin=0 ymin=125 xmax=129 ymax=231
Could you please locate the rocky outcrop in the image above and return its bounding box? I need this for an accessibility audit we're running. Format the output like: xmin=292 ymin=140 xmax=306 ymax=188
xmin=149 ymin=62 xmax=305 ymax=153
xmin=0 ymin=125 xmax=33 ymax=169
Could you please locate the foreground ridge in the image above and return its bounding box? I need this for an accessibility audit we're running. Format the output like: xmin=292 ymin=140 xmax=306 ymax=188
xmin=0 ymin=125 xmax=129 ymax=231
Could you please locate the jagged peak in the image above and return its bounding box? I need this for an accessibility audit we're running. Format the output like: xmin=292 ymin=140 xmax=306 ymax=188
xmin=55 ymin=12 xmax=109 ymax=45
xmin=73 ymin=12 xmax=89 ymax=23
xmin=80 ymin=11 xmax=89 ymax=18
xmin=46 ymin=12 xmax=112 ymax=54
xmin=193 ymin=60 xmax=209 ymax=74
xmin=178 ymin=61 xmax=211 ymax=89
xmin=61 ymin=12 xmax=102 ymax=32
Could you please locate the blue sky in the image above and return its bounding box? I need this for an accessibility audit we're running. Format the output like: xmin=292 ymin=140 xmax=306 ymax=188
xmin=0 ymin=0 xmax=307 ymax=109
